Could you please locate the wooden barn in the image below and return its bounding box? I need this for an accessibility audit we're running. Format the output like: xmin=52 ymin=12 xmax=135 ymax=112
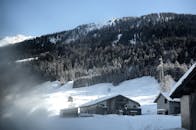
xmin=79 ymin=94 xmax=141 ymax=116
xmin=154 ymin=92 xmax=180 ymax=115
xmin=170 ymin=63 xmax=196 ymax=130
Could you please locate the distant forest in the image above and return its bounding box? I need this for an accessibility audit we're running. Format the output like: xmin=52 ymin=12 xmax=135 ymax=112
xmin=0 ymin=13 xmax=196 ymax=90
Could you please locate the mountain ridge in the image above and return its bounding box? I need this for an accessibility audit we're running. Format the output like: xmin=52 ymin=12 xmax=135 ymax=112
xmin=0 ymin=12 xmax=196 ymax=90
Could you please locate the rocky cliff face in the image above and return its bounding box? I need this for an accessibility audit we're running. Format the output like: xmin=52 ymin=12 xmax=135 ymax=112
xmin=0 ymin=13 xmax=196 ymax=89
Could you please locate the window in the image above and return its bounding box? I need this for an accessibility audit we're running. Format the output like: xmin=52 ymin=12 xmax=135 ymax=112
xmin=99 ymin=104 xmax=105 ymax=108
xmin=164 ymin=99 xmax=168 ymax=104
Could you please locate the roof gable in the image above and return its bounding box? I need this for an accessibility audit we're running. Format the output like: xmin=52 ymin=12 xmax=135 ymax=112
xmin=80 ymin=94 xmax=140 ymax=107
xmin=154 ymin=92 xmax=180 ymax=103
xmin=170 ymin=63 xmax=196 ymax=98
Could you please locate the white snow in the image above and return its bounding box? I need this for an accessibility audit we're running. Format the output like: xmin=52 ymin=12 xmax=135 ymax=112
xmin=4 ymin=76 xmax=160 ymax=116
xmin=49 ymin=37 xmax=58 ymax=44
xmin=64 ymin=23 xmax=103 ymax=44
xmin=170 ymin=63 xmax=196 ymax=97
xmin=106 ymin=17 xmax=118 ymax=26
xmin=156 ymin=14 xmax=174 ymax=22
xmin=1 ymin=76 xmax=182 ymax=130
xmin=15 ymin=57 xmax=38 ymax=63
xmin=112 ymin=34 xmax=122 ymax=44
xmin=80 ymin=94 xmax=139 ymax=107
xmin=0 ymin=34 xmax=33 ymax=47
xmin=92 ymin=17 xmax=121 ymax=29
xmin=129 ymin=39 xmax=136 ymax=44
xmin=44 ymin=115 xmax=181 ymax=130
xmin=164 ymin=16 xmax=174 ymax=22
xmin=161 ymin=92 xmax=180 ymax=102
xmin=65 ymin=38 xmax=77 ymax=43
xmin=155 ymin=92 xmax=180 ymax=103
xmin=84 ymin=23 xmax=103 ymax=32
xmin=1 ymin=114 xmax=181 ymax=130
xmin=129 ymin=34 xmax=137 ymax=44
xmin=49 ymin=37 xmax=56 ymax=44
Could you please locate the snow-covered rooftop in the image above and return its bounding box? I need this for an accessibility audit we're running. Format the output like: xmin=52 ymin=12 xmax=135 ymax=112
xmin=170 ymin=63 xmax=196 ymax=97
xmin=80 ymin=94 xmax=140 ymax=107
xmin=154 ymin=92 xmax=180 ymax=103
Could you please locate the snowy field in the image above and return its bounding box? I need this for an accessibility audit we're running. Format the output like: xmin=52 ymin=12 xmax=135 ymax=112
xmin=29 ymin=76 xmax=160 ymax=115
xmin=0 ymin=76 xmax=182 ymax=130
xmin=1 ymin=114 xmax=181 ymax=130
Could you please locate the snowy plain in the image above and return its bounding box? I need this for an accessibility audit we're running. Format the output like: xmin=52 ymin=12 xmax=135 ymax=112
xmin=0 ymin=76 xmax=182 ymax=130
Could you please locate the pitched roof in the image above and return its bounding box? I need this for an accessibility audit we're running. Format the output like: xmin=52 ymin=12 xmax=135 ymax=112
xmin=170 ymin=63 xmax=196 ymax=98
xmin=154 ymin=92 xmax=180 ymax=103
xmin=79 ymin=94 xmax=140 ymax=107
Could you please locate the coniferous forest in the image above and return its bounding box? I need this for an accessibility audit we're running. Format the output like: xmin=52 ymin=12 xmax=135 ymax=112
xmin=0 ymin=13 xmax=196 ymax=92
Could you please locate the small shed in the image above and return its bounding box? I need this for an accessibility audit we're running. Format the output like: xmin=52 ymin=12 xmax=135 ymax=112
xmin=79 ymin=94 xmax=141 ymax=116
xmin=60 ymin=107 xmax=79 ymax=117
xmin=170 ymin=63 xmax=196 ymax=130
xmin=154 ymin=92 xmax=180 ymax=115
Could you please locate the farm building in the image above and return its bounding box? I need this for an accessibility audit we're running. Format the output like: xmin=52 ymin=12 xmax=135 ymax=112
xmin=60 ymin=94 xmax=141 ymax=117
xmin=170 ymin=63 xmax=196 ymax=130
xmin=60 ymin=107 xmax=79 ymax=117
xmin=154 ymin=92 xmax=180 ymax=115
xmin=79 ymin=94 xmax=141 ymax=116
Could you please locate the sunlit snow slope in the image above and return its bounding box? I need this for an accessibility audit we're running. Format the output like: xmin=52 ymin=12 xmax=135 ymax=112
xmin=1 ymin=76 xmax=183 ymax=130
xmin=3 ymin=76 xmax=160 ymax=117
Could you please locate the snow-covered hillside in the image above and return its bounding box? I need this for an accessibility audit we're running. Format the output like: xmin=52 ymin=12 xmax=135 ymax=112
xmin=1 ymin=76 xmax=182 ymax=130
xmin=0 ymin=34 xmax=33 ymax=47
xmin=20 ymin=76 xmax=160 ymax=116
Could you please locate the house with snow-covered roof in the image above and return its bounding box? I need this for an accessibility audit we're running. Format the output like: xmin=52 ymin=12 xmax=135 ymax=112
xmin=79 ymin=94 xmax=141 ymax=116
xmin=170 ymin=63 xmax=196 ymax=130
xmin=154 ymin=92 xmax=180 ymax=115
xmin=60 ymin=94 xmax=141 ymax=117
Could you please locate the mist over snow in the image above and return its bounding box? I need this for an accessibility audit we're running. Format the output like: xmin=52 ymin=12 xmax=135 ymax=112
xmin=0 ymin=76 xmax=181 ymax=130
xmin=0 ymin=35 xmax=33 ymax=47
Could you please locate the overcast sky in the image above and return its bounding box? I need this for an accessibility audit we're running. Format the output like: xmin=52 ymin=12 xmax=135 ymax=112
xmin=1 ymin=0 xmax=196 ymax=38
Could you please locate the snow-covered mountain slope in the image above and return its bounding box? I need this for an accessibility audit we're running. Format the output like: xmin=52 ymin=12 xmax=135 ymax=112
xmin=0 ymin=34 xmax=33 ymax=47
xmin=44 ymin=76 xmax=160 ymax=115
xmin=2 ymin=76 xmax=160 ymax=117
xmin=1 ymin=76 xmax=182 ymax=130
xmin=0 ymin=13 xmax=195 ymax=90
